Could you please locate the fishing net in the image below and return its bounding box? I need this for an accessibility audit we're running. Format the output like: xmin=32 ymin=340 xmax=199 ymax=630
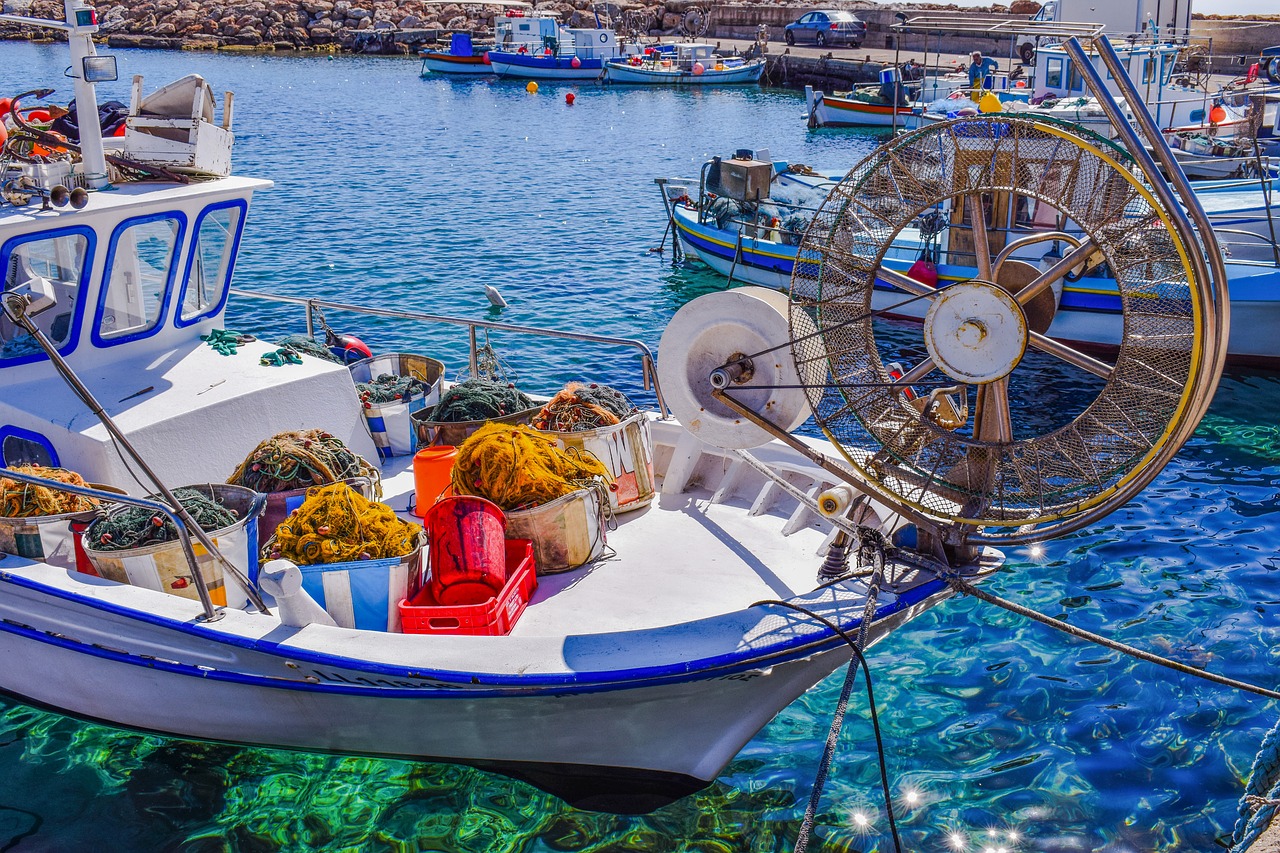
xmin=426 ymin=379 xmax=534 ymax=423
xmin=0 ymin=465 xmax=97 ymax=517
xmin=228 ymin=429 xmax=381 ymax=498
xmin=532 ymin=382 xmax=637 ymax=432
xmin=268 ymin=483 xmax=420 ymax=565
xmin=451 ymin=423 xmax=611 ymax=510
xmin=277 ymin=334 xmax=342 ymax=363
xmin=89 ymin=487 xmax=238 ymax=551
xmin=357 ymin=373 xmax=427 ymax=405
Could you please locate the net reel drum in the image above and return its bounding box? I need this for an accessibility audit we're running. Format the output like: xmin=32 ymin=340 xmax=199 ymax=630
xmin=658 ymin=45 xmax=1227 ymax=561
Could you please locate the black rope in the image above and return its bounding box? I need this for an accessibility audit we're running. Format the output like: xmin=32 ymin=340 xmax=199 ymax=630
xmin=750 ymin=597 xmax=904 ymax=853
xmin=945 ymin=573 xmax=1280 ymax=701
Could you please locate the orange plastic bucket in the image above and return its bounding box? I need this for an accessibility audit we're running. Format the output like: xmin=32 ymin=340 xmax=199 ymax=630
xmin=413 ymin=445 xmax=458 ymax=517
xmin=426 ymin=495 xmax=507 ymax=606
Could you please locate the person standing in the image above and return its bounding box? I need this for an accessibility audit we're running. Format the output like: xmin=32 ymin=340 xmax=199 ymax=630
xmin=967 ymin=50 xmax=997 ymax=96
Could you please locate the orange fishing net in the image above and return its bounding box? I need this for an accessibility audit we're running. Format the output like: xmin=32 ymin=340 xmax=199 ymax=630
xmin=270 ymin=483 xmax=420 ymax=565
xmin=451 ymin=423 xmax=611 ymax=510
xmin=0 ymin=465 xmax=98 ymax=517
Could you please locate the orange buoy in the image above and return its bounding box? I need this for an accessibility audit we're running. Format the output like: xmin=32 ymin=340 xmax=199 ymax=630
xmin=24 ymin=108 xmax=51 ymax=123
xmin=526 ymin=81 xmax=538 ymax=94
xmin=0 ymin=97 xmax=10 ymax=117
xmin=1209 ymin=104 xmax=1227 ymax=124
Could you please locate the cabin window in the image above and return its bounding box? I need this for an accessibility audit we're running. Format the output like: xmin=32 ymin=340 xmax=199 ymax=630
xmin=1045 ymin=58 xmax=1064 ymax=89
xmin=0 ymin=228 xmax=93 ymax=366
xmin=1067 ymin=64 xmax=1084 ymax=93
xmin=93 ymin=212 xmax=185 ymax=346
xmin=1143 ymin=57 xmax=1157 ymax=84
xmin=176 ymin=201 xmax=245 ymax=326
xmin=0 ymin=426 xmax=59 ymax=468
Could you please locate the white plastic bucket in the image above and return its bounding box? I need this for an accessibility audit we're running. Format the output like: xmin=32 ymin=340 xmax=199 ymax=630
xmin=0 ymin=483 xmax=123 ymax=572
xmin=538 ymin=413 xmax=655 ymax=513
xmin=505 ymin=486 xmax=606 ymax=574
xmin=83 ymin=484 xmax=265 ymax=609
xmin=349 ymin=353 xmax=446 ymax=458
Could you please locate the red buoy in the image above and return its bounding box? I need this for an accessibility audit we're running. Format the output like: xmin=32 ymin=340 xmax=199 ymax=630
xmin=565 ymin=92 xmax=575 ymax=105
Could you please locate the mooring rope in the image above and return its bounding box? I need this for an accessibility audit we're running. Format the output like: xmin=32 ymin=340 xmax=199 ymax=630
xmin=1232 ymin=718 xmax=1280 ymax=851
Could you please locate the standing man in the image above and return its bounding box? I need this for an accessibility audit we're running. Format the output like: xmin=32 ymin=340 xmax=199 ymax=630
xmin=968 ymin=50 xmax=997 ymax=96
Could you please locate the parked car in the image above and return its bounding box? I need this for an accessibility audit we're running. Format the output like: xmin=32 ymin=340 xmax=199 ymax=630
xmin=783 ymin=10 xmax=866 ymax=48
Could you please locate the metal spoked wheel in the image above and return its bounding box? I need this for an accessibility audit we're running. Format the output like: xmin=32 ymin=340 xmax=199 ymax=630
xmin=790 ymin=115 xmax=1225 ymax=545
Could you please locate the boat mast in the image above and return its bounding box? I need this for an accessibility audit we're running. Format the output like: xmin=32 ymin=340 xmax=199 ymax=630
xmin=0 ymin=0 xmax=110 ymax=188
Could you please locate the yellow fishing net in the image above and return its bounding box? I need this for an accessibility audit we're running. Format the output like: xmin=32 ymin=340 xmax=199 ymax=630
xmin=451 ymin=423 xmax=611 ymax=510
xmin=0 ymin=465 xmax=98 ymax=517
xmin=270 ymin=483 xmax=420 ymax=565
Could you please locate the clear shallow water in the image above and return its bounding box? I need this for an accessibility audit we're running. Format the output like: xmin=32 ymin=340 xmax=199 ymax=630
xmin=3 ymin=42 xmax=1279 ymax=852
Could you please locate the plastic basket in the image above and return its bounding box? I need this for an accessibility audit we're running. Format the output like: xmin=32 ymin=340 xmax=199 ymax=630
xmin=411 ymin=405 xmax=540 ymax=449
xmin=83 ymin=484 xmax=265 ymax=609
xmin=400 ymin=539 xmax=536 ymax=636
xmin=296 ymin=536 xmax=423 ymax=632
xmin=349 ymin=353 xmax=446 ymax=458
xmin=537 ymin=412 xmax=655 ymax=514
xmin=505 ymin=486 xmax=606 ymax=575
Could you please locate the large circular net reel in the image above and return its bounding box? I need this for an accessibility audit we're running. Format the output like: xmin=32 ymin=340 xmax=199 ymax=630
xmin=790 ymin=116 xmax=1224 ymax=545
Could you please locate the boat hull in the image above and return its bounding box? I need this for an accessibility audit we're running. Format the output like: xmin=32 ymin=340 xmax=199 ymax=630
xmin=807 ymin=92 xmax=914 ymax=127
xmin=488 ymin=52 xmax=605 ymax=80
xmin=420 ymin=53 xmax=492 ymax=75
xmin=604 ymin=60 xmax=764 ymax=85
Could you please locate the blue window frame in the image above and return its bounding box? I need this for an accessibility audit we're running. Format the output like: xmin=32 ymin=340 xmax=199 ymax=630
xmin=0 ymin=226 xmax=94 ymax=368
xmin=175 ymin=200 xmax=246 ymax=328
xmin=1045 ymin=58 xmax=1064 ymax=89
xmin=92 ymin=211 xmax=187 ymax=348
xmin=0 ymin=425 xmax=60 ymax=468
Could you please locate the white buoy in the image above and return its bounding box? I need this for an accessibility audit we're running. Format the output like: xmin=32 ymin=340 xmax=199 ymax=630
xmin=817 ymin=484 xmax=856 ymax=518
xmin=484 ymin=285 xmax=507 ymax=308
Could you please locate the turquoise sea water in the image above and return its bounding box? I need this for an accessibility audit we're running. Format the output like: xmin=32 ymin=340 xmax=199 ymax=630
xmin=3 ymin=42 xmax=1280 ymax=852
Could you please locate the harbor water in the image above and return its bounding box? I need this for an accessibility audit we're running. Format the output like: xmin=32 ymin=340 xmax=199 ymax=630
xmin=2 ymin=42 xmax=1279 ymax=851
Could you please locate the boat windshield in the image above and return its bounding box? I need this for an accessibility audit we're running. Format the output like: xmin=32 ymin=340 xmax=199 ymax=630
xmin=0 ymin=229 xmax=91 ymax=365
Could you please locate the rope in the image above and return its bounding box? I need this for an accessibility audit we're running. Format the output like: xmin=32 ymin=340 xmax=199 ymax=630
xmin=532 ymin=382 xmax=637 ymax=432
xmin=944 ymin=572 xmax=1280 ymax=700
xmin=0 ymin=465 xmax=99 ymax=516
xmin=426 ymin=378 xmax=533 ymax=423
xmin=1233 ymin=718 xmax=1280 ymax=851
xmin=88 ymin=487 xmax=237 ymax=551
xmin=451 ymin=423 xmax=611 ymax=511
xmin=269 ymin=483 xmax=420 ymax=565
xmin=276 ymin=334 xmax=342 ymax=363
xmin=357 ymin=373 xmax=427 ymax=405
xmin=228 ymin=429 xmax=381 ymax=498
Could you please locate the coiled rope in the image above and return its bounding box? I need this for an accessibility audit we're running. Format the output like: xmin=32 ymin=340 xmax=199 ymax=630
xmin=451 ymin=423 xmax=610 ymax=510
xmin=0 ymin=465 xmax=98 ymax=516
xmin=1232 ymin=719 xmax=1280 ymax=851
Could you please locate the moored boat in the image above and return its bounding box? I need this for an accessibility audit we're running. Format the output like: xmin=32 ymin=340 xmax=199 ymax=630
xmin=604 ymin=43 xmax=764 ymax=86
xmin=486 ymin=14 xmax=627 ymax=81
xmin=419 ymin=32 xmax=492 ymax=76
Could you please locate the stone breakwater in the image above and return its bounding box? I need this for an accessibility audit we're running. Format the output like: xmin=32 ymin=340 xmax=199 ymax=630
xmin=0 ymin=0 xmax=689 ymax=53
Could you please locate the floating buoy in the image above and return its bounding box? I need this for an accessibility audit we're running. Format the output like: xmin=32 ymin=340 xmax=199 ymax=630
xmin=24 ymin=108 xmax=51 ymax=123
xmin=482 ymin=51 xmax=491 ymax=64
xmin=692 ymin=61 xmax=705 ymax=75
xmin=484 ymin=285 xmax=508 ymax=308
xmin=907 ymin=257 xmax=939 ymax=287
xmin=570 ymin=55 xmax=581 ymax=68
xmin=0 ymin=97 xmax=10 ymax=117
xmin=1209 ymin=104 xmax=1227 ymax=124
xmin=526 ymin=81 xmax=538 ymax=94
xmin=544 ymin=47 xmax=552 ymax=56
xmin=978 ymin=91 xmax=1002 ymax=113
xmin=565 ymin=92 xmax=575 ymax=105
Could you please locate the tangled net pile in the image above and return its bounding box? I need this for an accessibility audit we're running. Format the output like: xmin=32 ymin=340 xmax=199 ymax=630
xmin=452 ymin=423 xmax=611 ymax=510
xmin=532 ymin=382 xmax=637 ymax=432
xmin=426 ymin=379 xmax=533 ymax=423
xmin=277 ymin=335 xmax=341 ymax=364
xmin=270 ymin=483 xmax=421 ymax=564
xmin=89 ymin=487 xmax=238 ymax=551
xmin=228 ymin=430 xmax=381 ymax=498
xmin=357 ymin=373 xmax=427 ymax=405
xmin=0 ymin=465 xmax=98 ymax=517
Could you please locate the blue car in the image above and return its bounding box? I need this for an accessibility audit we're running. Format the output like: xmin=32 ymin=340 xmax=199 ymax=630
xmin=783 ymin=10 xmax=866 ymax=48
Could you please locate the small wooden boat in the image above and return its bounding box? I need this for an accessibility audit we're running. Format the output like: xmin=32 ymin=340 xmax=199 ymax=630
xmin=419 ymin=33 xmax=492 ymax=76
xmin=604 ymin=44 xmax=764 ymax=86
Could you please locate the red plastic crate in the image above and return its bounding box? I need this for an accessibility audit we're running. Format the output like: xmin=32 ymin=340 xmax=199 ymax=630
xmin=399 ymin=539 xmax=536 ymax=635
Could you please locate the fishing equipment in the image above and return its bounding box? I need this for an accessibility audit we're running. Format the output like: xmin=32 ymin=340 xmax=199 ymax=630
xmin=531 ymin=382 xmax=636 ymax=432
xmin=83 ymin=484 xmax=265 ymax=609
xmin=424 ymin=495 xmax=507 ymax=605
xmin=200 ymin=328 xmax=252 ymax=355
xmin=259 ymin=347 xmax=303 ymax=366
xmin=276 ymin=334 xmax=341 ymax=363
xmin=228 ymin=429 xmax=381 ymax=497
xmin=412 ymin=377 xmax=538 ymax=447
xmin=270 ymin=483 xmax=420 ymax=565
xmin=349 ymin=353 xmax=445 ymax=458
xmin=399 ymin=539 xmax=537 ymax=636
xmin=412 ymin=445 xmax=458 ymax=516
xmin=0 ymin=464 xmax=96 ymax=517
xmin=451 ymin=422 xmax=610 ymax=511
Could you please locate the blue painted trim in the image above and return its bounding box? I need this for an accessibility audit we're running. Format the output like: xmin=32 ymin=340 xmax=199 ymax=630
xmin=0 ymin=565 xmax=945 ymax=692
xmin=90 ymin=211 xmax=189 ymax=348
xmin=0 ymin=225 xmax=96 ymax=368
xmin=0 ymin=425 xmax=60 ymax=467
xmin=174 ymin=199 xmax=247 ymax=329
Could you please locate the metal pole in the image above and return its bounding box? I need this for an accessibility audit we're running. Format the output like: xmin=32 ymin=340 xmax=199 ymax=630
xmin=1 ymin=295 xmax=270 ymax=615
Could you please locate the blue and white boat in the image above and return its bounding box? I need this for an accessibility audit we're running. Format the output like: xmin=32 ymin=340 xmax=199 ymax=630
xmin=486 ymin=14 xmax=626 ymax=81
xmin=603 ymin=43 xmax=765 ymax=86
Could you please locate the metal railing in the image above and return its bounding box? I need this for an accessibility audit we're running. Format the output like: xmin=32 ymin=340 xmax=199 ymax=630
xmin=228 ymin=289 xmax=669 ymax=417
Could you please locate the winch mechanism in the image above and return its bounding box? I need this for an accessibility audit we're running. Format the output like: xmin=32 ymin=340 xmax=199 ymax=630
xmin=659 ymin=114 xmax=1226 ymax=555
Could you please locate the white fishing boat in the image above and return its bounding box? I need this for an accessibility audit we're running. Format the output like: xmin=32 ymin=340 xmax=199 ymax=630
xmin=604 ymin=43 xmax=764 ymax=86
xmin=0 ymin=4 xmax=1228 ymax=814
